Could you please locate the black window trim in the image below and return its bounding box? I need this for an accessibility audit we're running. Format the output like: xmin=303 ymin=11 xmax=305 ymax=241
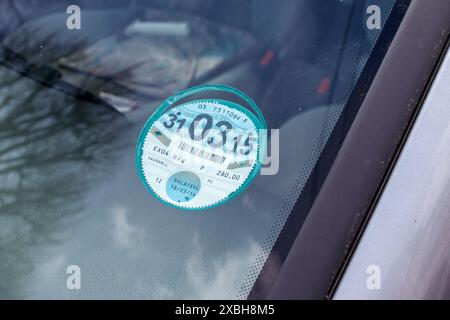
xmin=249 ymin=0 xmax=450 ymax=299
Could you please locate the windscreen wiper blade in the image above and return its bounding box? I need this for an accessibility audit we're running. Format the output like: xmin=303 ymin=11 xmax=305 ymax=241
xmin=0 ymin=45 xmax=122 ymax=115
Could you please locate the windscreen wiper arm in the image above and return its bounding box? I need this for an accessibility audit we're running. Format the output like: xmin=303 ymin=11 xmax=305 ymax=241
xmin=0 ymin=45 xmax=122 ymax=115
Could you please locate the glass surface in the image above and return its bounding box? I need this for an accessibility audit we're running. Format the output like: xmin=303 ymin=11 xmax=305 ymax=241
xmin=0 ymin=0 xmax=402 ymax=299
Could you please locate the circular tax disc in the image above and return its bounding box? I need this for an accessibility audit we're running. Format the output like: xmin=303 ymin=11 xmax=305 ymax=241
xmin=136 ymin=86 xmax=265 ymax=210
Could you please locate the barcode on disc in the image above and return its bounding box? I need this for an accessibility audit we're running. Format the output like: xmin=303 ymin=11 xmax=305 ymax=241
xmin=178 ymin=141 xmax=226 ymax=164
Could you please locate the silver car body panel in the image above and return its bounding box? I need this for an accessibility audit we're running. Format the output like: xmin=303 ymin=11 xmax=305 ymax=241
xmin=334 ymin=46 xmax=450 ymax=299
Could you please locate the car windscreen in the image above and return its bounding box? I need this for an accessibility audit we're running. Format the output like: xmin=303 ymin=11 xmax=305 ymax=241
xmin=0 ymin=0 xmax=406 ymax=299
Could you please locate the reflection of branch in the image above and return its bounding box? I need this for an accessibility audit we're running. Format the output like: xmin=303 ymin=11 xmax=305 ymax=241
xmin=0 ymin=60 xmax=129 ymax=297
xmin=0 ymin=126 xmax=67 ymax=157
xmin=0 ymin=86 xmax=40 ymax=123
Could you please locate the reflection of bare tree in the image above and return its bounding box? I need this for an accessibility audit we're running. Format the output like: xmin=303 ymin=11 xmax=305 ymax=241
xmin=3 ymin=4 xmax=260 ymax=103
xmin=0 ymin=0 xmax=65 ymax=41
xmin=0 ymin=64 xmax=130 ymax=298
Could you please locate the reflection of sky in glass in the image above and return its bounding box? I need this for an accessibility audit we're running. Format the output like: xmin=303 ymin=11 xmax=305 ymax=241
xmin=0 ymin=75 xmax=327 ymax=298
xmin=0 ymin=0 xmax=395 ymax=299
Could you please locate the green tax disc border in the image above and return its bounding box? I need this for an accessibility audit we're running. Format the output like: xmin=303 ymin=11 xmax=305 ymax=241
xmin=135 ymin=84 xmax=267 ymax=211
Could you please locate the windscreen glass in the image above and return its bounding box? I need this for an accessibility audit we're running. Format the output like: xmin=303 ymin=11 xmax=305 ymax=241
xmin=0 ymin=0 xmax=403 ymax=299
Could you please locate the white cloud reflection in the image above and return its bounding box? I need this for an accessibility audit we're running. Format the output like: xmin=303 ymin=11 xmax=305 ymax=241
xmin=153 ymin=233 xmax=261 ymax=299
xmin=111 ymin=206 xmax=144 ymax=249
